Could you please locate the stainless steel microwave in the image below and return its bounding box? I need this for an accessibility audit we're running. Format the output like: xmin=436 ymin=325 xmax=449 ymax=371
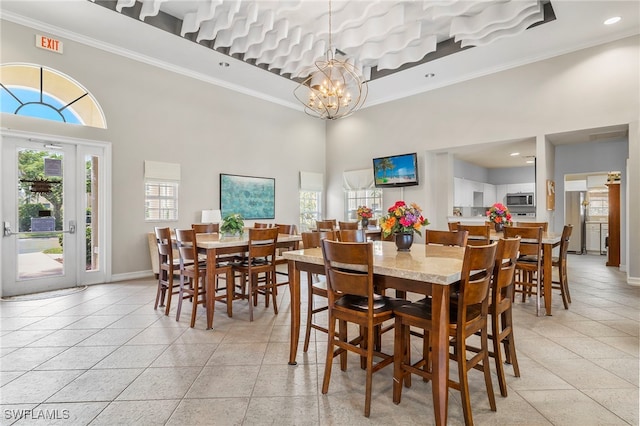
xmin=506 ymin=192 xmax=534 ymax=207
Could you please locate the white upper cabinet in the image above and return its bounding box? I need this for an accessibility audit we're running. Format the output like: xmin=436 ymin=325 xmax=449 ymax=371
xmin=483 ymin=183 xmax=496 ymax=206
xmin=507 ymin=183 xmax=535 ymax=193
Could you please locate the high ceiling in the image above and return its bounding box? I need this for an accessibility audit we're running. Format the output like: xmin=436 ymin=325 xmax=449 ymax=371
xmin=1 ymin=0 xmax=638 ymax=167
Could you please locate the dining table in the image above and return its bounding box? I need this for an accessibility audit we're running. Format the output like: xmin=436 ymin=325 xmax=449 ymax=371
xmin=196 ymin=232 xmax=302 ymax=329
xmin=488 ymin=229 xmax=562 ymax=316
xmin=284 ymin=241 xmax=465 ymax=426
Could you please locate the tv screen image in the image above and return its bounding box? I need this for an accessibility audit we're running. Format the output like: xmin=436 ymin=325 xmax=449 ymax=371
xmin=373 ymin=153 xmax=419 ymax=188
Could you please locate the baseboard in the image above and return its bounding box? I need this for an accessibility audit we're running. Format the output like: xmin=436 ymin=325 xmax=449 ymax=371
xmin=110 ymin=270 xmax=155 ymax=282
xmin=628 ymin=275 xmax=640 ymax=286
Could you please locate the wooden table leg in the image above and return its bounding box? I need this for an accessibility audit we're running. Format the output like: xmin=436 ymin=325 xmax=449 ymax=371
xmin=206 ymin=247 xmax=216 ymax=329
xmin=288 ymin=259 xmax=300 ymax=365
xmin=431 ymin=284 xmax=450 ymax=426
xmin=543 ymin=243 xmax=553 ymax=316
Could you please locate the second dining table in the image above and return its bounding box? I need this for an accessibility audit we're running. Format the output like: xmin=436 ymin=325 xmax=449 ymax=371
xmin=284 ymin=241 xmax=466 ymax=426
xmin=196 ymin=231 xmax=302 ymax=329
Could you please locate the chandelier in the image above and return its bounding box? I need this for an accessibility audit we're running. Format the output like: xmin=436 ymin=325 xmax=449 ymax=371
xmin=293 ymin=0 xmax=368 ymax=120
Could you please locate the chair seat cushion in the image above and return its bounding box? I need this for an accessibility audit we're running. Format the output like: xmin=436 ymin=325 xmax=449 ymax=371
xmin=336 ymin=294 xmax=409 ymax=313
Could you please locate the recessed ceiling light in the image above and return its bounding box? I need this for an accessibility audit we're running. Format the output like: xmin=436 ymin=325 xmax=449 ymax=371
xmin=510 ymin=152 xmax=520 ymax=156
xmin=526 ymin=160 xmax=535 ymax=164
xmin=604 ymin=16 xmax=621 ymax=25
xmin=219 ymin=62 xmax=230 ymax=67
xmin=424 ymin=73 xmax=435 ymax=78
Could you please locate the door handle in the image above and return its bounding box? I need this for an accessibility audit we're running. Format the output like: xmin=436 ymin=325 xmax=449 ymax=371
xmin=69 ymin=220 xmax=76 ymax=234
xmin=3 ymin=221 xmax=12 ymax=237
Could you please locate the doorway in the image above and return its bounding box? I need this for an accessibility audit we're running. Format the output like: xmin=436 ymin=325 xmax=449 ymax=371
xmin=1 ymin=133 xmax=110 ymax=296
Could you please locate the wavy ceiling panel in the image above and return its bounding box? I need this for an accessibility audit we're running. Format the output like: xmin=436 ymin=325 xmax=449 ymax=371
xmin=111 ymin=0 xmax=550 ymax=80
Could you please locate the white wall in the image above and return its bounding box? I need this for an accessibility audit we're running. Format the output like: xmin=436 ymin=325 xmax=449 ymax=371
xmin=1 ymin=20 xmax=325 ymax=278
xmin=326 ymin=36 xmax=639 ymax=282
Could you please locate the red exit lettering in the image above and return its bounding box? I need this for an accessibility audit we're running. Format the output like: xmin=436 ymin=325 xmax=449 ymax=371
xmin=35 ymin=35 xmax=63 ymax=54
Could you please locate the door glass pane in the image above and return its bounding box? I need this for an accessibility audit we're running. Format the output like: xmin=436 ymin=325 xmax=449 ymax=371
xmin=85 ymin=155 xmax=100 ymax=271
xmin=17 ymin=148 xmax=64 ymax=279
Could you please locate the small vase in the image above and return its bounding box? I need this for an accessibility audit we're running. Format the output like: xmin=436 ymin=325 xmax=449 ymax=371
xmin=361 ymin=218 xmax=369 ymax=229
xmin=395 ymin=233 xmax=414 ymax=251
xmin=494 ymin=222 xmax=504 ymax=232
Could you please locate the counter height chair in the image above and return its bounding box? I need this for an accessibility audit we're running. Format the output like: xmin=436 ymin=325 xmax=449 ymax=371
xmin=273 ymin=223 xmax=299 ymax=289
xmin=154 ymin=227 xmax=180 ymax=316
xmin=393 ymin=242 xmax=498 ymax=425
xmin=337 ymin=229 xmax=367 ymax=242
xmin=515 ymin=221 xmax=548 ymax=232
xmin=425 ymin=229 xmax=469 ymax=247
xmin=254 ymin=222 xmax=274 ymax=228
xmin=316 ymin=220 xmax=335 ymax=231
xmin=368 ymin=218 xmax=378 ymax=227
xmin=338 ymin=221 xmax=359 ymax=230
xmin=301 ymin=230 xmax=337 ymax=352
xmin=321 ymin=239 xmax=410 ymax=418
xmin=174 ymin=228 xmax=208 ymax=328
xmin=448 ymin=221 xmax=461 ymax=231
xmin=504 ymin=226 xmax=543 ymax=316
xmin=231 ymin=227 xmax=279 ymax=322
xmin=551 ymin=224 xmax=573 ymax=309
xmin=458 ymin=224 xmax=491 ymax=246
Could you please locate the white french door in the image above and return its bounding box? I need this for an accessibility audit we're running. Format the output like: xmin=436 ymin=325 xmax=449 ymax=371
xmin=1 ymin=133 xmax=109 ymax=296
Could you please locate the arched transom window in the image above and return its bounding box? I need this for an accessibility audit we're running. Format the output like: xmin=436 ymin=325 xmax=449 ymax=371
xmin=1 ymin=63 xmax=106 ymax=128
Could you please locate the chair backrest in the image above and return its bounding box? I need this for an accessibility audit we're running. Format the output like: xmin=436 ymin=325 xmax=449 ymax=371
xmin=316 ymin=220 xmax=335 ymax=231
xmin=456 ymin=242 xmax=498 ymax=325
xmin=321 ymin=240 xmax=374 ymax=300
xmin=503 ymin=226 xmax=543 ymax=258
xmin=557 ymin=224 xmax=573 ymax=264
xmin=247 ymin=227 xmax=279 ymax=262
xmin=368 ymin=218 xmax=378 ymax=227
xmin=447 ymin=221 xmax=461 ymax=231
xmin=192 ymin=223 xmax=219 ymax=234
xmin=515 ymin=221 xmax=548 ymax=232
xmin=491 ymin=237 xmax=521 ymax=308
xmin=276 ymin=223 xmax=297 ymax=235
xmin=425 ymin=229 xmax=469 ymax=247
xmin=154 ymin=227 xmax=173 ymax=265
xmin=254 ymin=222 xmax=274 ymax=228
xmin=175 ymin=228 xmax=198 ymax=268
xmin=339 ymin=221 xmax=359 ymax=230
xmin=301 ymin=230 xmax=337 ymax=249
xmin=458 ymin=224 xmax=491 ymax=246
xmin=338 ymin=229 xmax=367 ymax=242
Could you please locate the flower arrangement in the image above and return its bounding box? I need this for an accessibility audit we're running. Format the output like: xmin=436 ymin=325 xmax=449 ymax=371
xmin=486 ymin=203 xmax=512 ymax=225
xmin=220 ymin=213 xmax=244 ymax=235
xmin=380 ymin=201 xmax=429 ymax=238
xmin=356 ymin=206 xmax=373 ymax=219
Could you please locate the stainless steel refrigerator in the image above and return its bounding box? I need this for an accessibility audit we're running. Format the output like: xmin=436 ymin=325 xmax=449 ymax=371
xmin=565 ymin=191 xmax=586 ymax=254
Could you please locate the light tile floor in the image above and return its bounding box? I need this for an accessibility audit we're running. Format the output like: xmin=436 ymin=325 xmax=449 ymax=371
xmin=1 ymin=254 xmax=638 ymax=425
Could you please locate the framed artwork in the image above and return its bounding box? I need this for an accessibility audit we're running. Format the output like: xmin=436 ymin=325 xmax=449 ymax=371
xmin=220 ymin=173 xmax=275 ymax=219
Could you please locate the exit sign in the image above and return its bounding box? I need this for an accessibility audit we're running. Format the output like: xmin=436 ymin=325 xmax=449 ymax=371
xmin=36 ymin=35 xmax=63 ymax=54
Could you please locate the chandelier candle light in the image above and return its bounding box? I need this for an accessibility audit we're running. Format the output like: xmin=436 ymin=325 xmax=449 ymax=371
xmin=293 ymin=0 xmax=368 ymax=120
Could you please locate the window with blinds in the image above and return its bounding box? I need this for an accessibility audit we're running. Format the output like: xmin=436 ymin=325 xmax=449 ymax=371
xmin=145 ymin=181 xmax=178 ymax=221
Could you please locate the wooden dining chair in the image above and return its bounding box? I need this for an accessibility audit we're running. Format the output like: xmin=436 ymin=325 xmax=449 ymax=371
xmin=458 ymin=224 xmax=491 ymax=246
xmin=254 ymin=222 xmax=274 ymax=228
xmin=273 ymin=223 xmax=299 ymax=289
xmin=392 ymin=242 xmax=498 ymax=425
xmin=515 ymin=221 xmax=548 ymax=232
xmin=300 ymin=230 xmax=337 ymax=352
xmin=425 ymin=229 xmax=469 ymax=247
xmin=337 ymin=229 xmax=367 ymax=242
xmin=174 ymin=228 xmax=208 ymax=328
xmin=231 ymin=227 xmax=279 ymax=321
xmin=154 ymin=227 xmax=180 ymax=316
xmin=316 ymin=220 xmax=335 ymax=231
xmin=368 ymin=218 xmax=378 ymax=227
xmin=504 ymin=226 xmax=543 ymax=315
xmin=466 ymin=237 xmax=522 ymax=397
xmin=447 ymin=221 xmax=461 ymax=231
xmin=338 ymin=221 xmax=359 ymax=230
xmin=551 ymin=224 xmax=573 ymax=309
xmin=321 ymin=239 xmax=410 ymax=418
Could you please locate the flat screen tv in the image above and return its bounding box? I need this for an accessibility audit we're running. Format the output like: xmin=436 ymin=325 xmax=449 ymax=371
xmin=373 ymin=152 xmax=419 ymax=188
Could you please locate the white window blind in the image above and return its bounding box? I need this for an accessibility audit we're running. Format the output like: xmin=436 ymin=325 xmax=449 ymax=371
xmin=300 ymin=171 xmax=323 ymax=191
xmin=343 ymin=168 xmax=374 ymax=190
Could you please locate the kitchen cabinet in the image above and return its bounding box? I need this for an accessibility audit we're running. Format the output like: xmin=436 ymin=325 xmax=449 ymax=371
xmin=600 ymin=223 xmax=609 ymax=254
xmin=483 ymin=183 xmax=496 ymax=206
xmin=507 ymin=182 xmax=535 ymax=194
xmin=496 ymin=184 xmax=507 ymax=205
xmin=586 ymin=223 xmax=601 ymax=253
